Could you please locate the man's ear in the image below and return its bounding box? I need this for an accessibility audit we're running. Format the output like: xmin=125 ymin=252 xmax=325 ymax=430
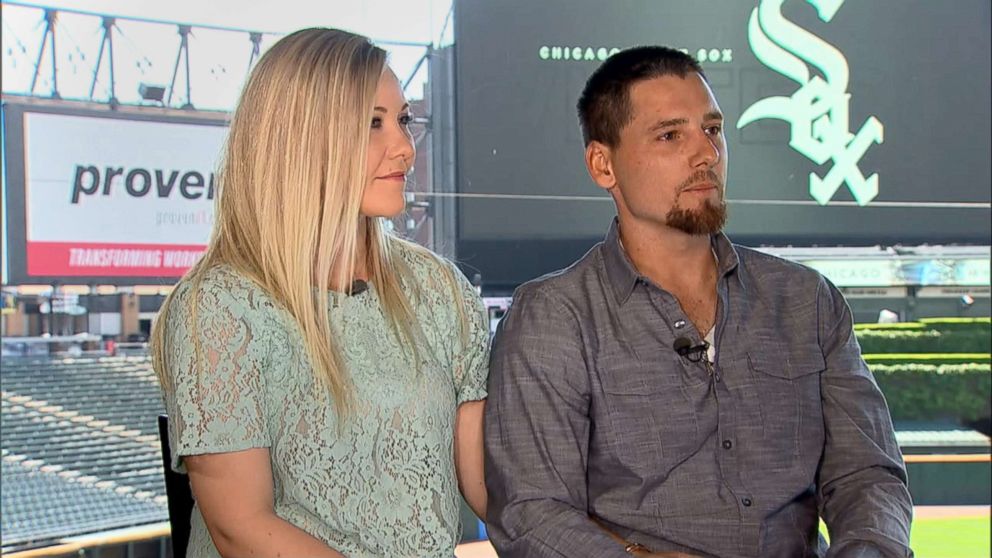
xmin=585 ymin=141 xmax=617 ymax=191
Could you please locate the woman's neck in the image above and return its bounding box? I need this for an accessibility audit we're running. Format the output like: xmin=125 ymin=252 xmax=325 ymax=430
xmin=327 ymin=220 xmax=370 ymax=292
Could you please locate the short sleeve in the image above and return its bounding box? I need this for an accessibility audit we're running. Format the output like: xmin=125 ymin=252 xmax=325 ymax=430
xmin=448 ymin=263 xmax=490 ymax=404
xmin=159 ymin=273 xmax=272 ymax=472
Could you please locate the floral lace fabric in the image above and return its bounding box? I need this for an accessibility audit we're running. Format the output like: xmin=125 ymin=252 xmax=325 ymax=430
xmin=161 ymin=247 xmax=490 ymax=557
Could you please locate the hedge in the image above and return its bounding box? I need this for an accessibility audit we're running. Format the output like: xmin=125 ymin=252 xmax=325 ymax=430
xmin=862 ymin=353 xmax=992 ymax=365
xmin=869 ymin=363 xmax=991 ymax=423
xmin=919 ymin=317 xmax=991 ymax=331
xmin=855 ymin=328 xmax=991 ymax=354
xmin=854 ymin=318 xmax=990 ymax=332
xmin=854 ymin=322 xmax=927 ymax=331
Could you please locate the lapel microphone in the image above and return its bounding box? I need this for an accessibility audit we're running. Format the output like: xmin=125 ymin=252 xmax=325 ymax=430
xmin=348 ymin=279 xmax=368 ymax=296
xmin=673 ymin=336 xmax=710 ymax=363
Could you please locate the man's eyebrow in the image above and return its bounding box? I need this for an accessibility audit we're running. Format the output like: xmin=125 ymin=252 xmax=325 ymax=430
xmin=648 ymin=117 xmax=687 ymax=132
xmin=646 ymin=111 xmax=723 ymax=132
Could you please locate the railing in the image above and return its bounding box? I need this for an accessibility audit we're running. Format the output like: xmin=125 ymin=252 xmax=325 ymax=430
xmin=4 ymin=523 xmax=170 ymax=558
xmin=904 ymin=454 xmax=990 ymax=464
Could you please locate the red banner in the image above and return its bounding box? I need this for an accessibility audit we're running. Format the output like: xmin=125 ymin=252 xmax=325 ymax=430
xmin=27 ymin=242 xmax=206 ymax=277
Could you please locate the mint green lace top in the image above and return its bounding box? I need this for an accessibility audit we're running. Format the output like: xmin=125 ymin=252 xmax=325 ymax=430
xmin=160 ymin=247 xmax=490 ymax=557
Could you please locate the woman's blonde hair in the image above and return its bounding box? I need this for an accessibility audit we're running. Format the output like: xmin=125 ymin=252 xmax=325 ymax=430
xmin=151 ymin=28 xmax=463 ymax=415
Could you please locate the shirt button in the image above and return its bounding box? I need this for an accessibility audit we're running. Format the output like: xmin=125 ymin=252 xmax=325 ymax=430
xmin=722 ymin=440 xmax=733 ymax=450
xmin=674 ymin=319 xmax=687 ymax=329
xmin=742 ymin=498 xmax=753 ymax=507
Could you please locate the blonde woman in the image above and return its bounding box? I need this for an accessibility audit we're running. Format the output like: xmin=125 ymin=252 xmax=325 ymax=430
xmin=151 ymin=28 xmax=489 ymax=558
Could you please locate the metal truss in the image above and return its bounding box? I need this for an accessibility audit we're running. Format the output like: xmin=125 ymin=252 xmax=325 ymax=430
xmin=2 ymin=0 xmax=441 ymax=248
xmin=4 ymin=1 xmax=433 ymax=110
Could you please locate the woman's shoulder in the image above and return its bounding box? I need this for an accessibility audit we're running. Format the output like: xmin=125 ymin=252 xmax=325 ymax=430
xmin=393 ymin=237 xmax=450 ymax=276
xmin=393 ymin=239 xmax=474 ymax=299
xmin=392 ymin=239 xmax=485 ymax=324
xmin=169 ymin=264 xmax=284 ymax=328
xmin=171 ymin=264 xmax=254 ymax=302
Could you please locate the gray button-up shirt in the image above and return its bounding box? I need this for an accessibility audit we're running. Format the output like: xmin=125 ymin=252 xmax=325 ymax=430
xmin=484 ymin=221 xmax=913 ymax=558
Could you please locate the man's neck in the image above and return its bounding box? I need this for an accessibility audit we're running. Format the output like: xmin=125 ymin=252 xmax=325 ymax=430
xmin=617 ymin=215 xmax=717 ymax=292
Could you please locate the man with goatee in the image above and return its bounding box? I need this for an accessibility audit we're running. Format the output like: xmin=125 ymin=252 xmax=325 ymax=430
xmin=484 ymin=46 xmax=913 ymax=558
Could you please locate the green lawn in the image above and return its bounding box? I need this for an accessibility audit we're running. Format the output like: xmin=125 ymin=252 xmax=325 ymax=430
xmin=822 ymin=517 xmax=991 ymax=558
xmin=911 ymin=517 xmax=991 ymax=558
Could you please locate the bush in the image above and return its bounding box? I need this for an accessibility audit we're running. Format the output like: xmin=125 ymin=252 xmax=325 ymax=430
xmin=856 ymin=329 xmax=941 ymax=353
xmin=856 ymin=328 xmax=991 ymax=354
xmin=869 ymin=363 xmax=991 ymax=423
xmin=918 ymin=317 xmax=991 ymax=332
xmin=854 ymin=322 xmax=926 ymax=331
xmin=863 ymin=353 xmax=992 ymax=365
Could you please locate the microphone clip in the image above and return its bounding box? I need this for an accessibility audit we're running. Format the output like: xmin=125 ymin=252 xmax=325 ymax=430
xmin=673 ymin=336 xmax=710 ymax=364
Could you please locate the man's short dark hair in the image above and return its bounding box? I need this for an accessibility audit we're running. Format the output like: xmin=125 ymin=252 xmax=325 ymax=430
xmin=577 ymin=46 xmax=704 ymax=147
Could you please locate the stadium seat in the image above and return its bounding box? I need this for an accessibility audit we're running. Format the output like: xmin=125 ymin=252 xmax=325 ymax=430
xmin=157 ymin=415 xmax=193 ymax=558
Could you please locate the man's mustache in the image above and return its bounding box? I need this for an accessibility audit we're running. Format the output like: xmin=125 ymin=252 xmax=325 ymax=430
xmin=677 ymin=170 xmax=723 ymax=192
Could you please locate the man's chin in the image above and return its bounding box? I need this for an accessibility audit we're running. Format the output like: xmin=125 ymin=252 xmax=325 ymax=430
xmin=665 ymin=201 xmax=728 ymax=236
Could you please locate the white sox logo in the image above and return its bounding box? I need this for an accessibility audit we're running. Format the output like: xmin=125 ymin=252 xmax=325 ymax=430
xmin=737 ymin=0 xmax=883 ymax=206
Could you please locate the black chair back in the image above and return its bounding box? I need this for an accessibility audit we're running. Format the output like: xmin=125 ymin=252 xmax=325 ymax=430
xmin=157 ymin=414 xmax=194 ymax=558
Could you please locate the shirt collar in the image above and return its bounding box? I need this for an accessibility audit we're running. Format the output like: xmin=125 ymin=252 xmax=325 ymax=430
xmin=712 ymin=230 xmax=742 ymax=286
xmin=601 ymin=218 xmax=742 ymax=305
xmin=601 ymin=219 xmax=641 ymax=305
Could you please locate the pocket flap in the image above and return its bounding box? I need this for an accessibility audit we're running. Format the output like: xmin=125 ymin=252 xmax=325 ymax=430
xmin=747 ymin=346 xmax=825 ymax=380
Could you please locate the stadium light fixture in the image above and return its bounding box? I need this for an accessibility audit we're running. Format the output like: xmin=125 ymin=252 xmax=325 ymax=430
xmin=138 ymin=83 xmax=167 ymax=104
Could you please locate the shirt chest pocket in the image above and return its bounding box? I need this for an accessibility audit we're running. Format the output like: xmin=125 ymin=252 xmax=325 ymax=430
xmin=596 ymin=356 xmax=707 ymax=478
xmin=740 ymin=346 xmax=826 ymax=467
